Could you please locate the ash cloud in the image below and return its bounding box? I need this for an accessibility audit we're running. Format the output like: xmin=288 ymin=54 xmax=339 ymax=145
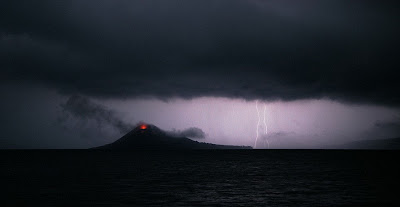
xmin=60 ymin=95 xmax=133 ymax=133
xmin=1 ymin=1 xmax=400 ymax=106
xmin=168 ymin=127 xmax=206 ymax=139
xmin=375 ymin=120 xmax=400 ymax=130
xmin=374 ymin=116 xmax=400 ymax=135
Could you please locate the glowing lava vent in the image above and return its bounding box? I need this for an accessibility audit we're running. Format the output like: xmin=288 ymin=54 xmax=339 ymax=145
xmin=140 ymin=124 xmax=148 ymax=130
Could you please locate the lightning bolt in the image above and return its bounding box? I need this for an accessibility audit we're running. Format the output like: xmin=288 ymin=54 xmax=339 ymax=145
xmin=254 ymin=101 xmax=261 ymax=148
xmin=263 ymin=104 xmax=270 ymax=149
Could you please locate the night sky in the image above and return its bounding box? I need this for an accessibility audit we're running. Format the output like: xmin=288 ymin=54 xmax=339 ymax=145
xmin=1 ymin=0 xmax=399 ymax=149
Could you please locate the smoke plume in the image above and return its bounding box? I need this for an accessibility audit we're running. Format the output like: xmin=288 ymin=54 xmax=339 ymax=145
xmin=60 ymin=95 xmax=133 ymax=133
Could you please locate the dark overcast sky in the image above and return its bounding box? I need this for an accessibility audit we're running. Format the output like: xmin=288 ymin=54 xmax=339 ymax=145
xmin=1 ymin=1 xmax=400 ymax=149
xmin=1 ymin=0 xmax=399 ymax=105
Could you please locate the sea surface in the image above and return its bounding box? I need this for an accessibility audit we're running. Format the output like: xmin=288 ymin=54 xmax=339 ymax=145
xmin=1 ymin=150 xmax=399 ymax=206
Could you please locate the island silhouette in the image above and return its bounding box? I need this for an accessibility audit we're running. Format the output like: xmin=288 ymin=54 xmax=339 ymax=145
xmin=93 ymin=123 xmax=252 ymax=150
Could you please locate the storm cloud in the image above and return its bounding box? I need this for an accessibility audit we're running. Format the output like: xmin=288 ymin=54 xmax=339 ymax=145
xmin=1 ymin=0 xmax=399 ymax=105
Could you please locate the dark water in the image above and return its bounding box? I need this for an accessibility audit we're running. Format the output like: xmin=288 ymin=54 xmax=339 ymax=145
xmin=1 ymin=150 xmax=399 ymax=206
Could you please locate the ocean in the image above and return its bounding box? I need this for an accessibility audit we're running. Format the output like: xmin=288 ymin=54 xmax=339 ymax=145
xmin=1 ymin=150 xmax=399 ymax=206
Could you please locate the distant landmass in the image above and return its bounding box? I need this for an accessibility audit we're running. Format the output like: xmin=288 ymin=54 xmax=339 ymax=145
xmin=339 ymin=137 xmax=400 ymax=149
xmin=93 ymin=124 xmax=252 ymax=150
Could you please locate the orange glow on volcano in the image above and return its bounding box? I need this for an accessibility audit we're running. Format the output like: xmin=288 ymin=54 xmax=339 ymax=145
xmin=140 ymin=124 xmax=147 ymax=130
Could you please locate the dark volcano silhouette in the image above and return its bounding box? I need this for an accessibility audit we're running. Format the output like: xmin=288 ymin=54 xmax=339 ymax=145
xmin=93 ymin=124 xmax=252 ymax=149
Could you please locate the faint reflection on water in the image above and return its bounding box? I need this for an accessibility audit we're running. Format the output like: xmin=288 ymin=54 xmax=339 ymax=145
xmin=1 ymin=150 xmax=399 ymax=206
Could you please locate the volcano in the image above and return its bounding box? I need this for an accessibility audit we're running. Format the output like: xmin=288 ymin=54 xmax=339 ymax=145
xmin=93 ymin=124 xmax=252 ymax=150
